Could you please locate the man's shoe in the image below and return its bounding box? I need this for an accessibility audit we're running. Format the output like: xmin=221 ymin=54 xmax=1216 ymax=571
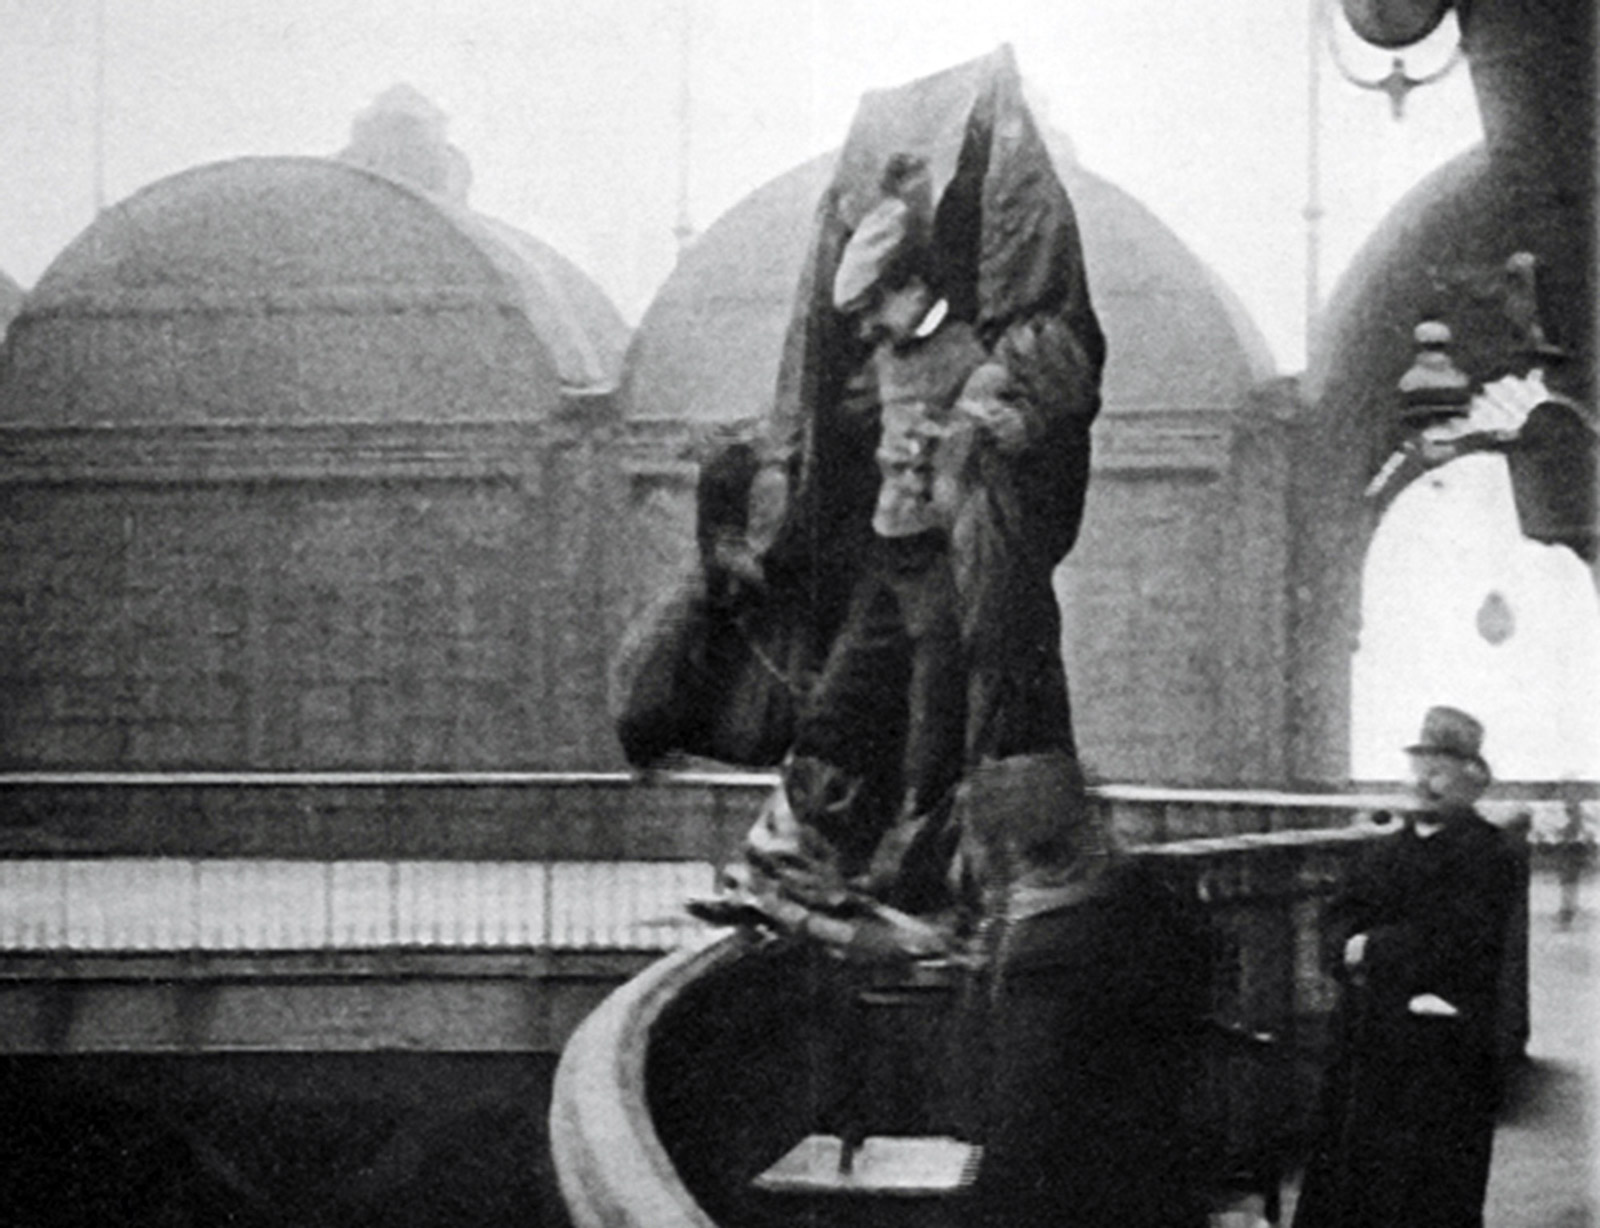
xmin=686 ymin=896 xmax=778 ymax=929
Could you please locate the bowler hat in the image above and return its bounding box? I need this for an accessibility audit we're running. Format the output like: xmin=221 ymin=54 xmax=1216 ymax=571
xmin=1405 ymin=705 xmax=1490 ymax=773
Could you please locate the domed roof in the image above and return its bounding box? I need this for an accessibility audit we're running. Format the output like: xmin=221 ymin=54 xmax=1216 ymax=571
xmin=620 ymin=140 xmax=1273 ymax=423
xmin=465 ymin=212 xmax=629 ymax=389
xmin=621 ymin=154 xmax=833 ymax=424
xmin=0 ymin=156 xmax=629 ymax=426
xmin=1063 ymin=156 xmax=1274 ymax=411
xmin=0 ymin=268 xmax=21 ymax=340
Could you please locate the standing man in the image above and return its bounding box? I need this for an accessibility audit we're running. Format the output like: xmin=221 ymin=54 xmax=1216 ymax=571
xmin=1294 ymin=705 xmax=1522 ymax=1228
xmin=956 ymin=752 xmax=1210 ymax=1228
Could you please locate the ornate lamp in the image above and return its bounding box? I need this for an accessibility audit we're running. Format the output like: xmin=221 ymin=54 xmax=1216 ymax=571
xmin=1366 ymin=258 xmax=1598 ymax=566
xmin=1323 ymin=0 xmax=1463 ymax=119
xmin=1364 ymin=318 xmax=1477 ymax=501
xmin=1505 ymin=400 xmax=1598 ymax=564
xmin=1396 ymin=319 xmax=1472 ymax=430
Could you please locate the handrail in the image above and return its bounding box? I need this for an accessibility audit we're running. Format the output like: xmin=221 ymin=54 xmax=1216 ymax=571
xmin=549 ymin=927 xmax=757 ymax=1228
xmin=0 ymin=858 xmax=717 ymax=954
xmin=1095 ymin=783 xmax=1406 ymax=809
xmin=2 ymin=770 xmax=1585 ymax=799
xmin=547 ymin=819 xmax=1534 ymax=1227
xmin=2 ymin=773 xmax=1570 ymax=864
xmin=0 ymin=770 xmax=779 ymax=788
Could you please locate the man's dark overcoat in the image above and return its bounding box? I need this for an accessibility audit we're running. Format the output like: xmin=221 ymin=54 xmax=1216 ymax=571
xmin=1293 ymin=809 xmax=1521 ymax=1228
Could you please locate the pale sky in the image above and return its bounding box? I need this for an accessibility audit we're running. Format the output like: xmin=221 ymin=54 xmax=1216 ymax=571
xmin=1 ymin=0 xmax=1483 ymax=371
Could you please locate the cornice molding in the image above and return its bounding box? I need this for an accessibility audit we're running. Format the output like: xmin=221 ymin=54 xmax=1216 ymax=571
xmin=0 ymin=420 xmax=569 ymax=487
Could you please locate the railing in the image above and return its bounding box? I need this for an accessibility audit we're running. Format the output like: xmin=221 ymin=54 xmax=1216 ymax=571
xmin=0 ymin=770 xmax=774 ymax=956
xmin=0 ymin=770 xmax=1408 ymax=863
xmin=0 ymin=775 xmax=1533 ymax=1063
xmin=549 ymin=806 xmax=1535 ymax=1228
xmin=1 ymin=771 xmax=1553 ymax=962
xmin=0 ymin=771 xmax=1401 ymax=957
xmin=0 ymin=858 xmax=715 ymax=954
xmin=550 ymin=930 xmax=754 ymax=1228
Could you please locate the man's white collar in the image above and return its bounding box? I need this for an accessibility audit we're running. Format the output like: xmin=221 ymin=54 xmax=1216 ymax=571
xmin=912 ymin=297 xmax=949 ymax=339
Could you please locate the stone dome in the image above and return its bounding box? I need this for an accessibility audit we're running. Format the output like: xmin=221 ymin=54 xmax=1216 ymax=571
xmin=0 ymin=156 xmax=629 ymax=426
xmin=620 ymin=140 xmax=1274 ymax=423
xmin=0 ymin=268 xmax=22 ymax=337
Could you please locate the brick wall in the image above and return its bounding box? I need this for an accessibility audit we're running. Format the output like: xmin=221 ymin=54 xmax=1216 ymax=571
xmin=0 ymin=417 xmax=627 ymax=771
xmin=2 ymin=394 xmax=1301 ymax=781
xmin=1060 ymin=399 xmax=1295 ymax=785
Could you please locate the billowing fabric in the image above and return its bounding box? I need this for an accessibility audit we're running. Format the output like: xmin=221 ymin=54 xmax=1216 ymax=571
xmin=613 ymin=45 xmax=1103 ymax=829
xmin=609 ymin=566 xmax=801 ymax=768
xmin=771 ymin=47 xmax=1102 ymax=883
xmin=612 ymin=434 xmax=814 ymax=768
xmin=768 ymin=45 xmax=1104 ymax=652
xmin=1292 ymin=811 xmax=1521 ymax=1228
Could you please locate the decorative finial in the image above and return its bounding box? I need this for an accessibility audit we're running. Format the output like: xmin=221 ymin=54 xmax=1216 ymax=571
xmin=1504 ymin=251 xmax=1568 ymax=366
xmin=1398 ymin=319 xmax=1471 ymax=426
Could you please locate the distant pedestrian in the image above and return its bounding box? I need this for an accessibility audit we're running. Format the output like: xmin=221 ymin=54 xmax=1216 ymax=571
xmin=1293 ymin=706 xmax=1521 ymax=1228
xmin=1554 ymin=779 xmax=1591 ymax=929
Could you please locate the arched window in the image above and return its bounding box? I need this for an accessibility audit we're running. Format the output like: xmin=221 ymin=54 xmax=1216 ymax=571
xmin=1352 ymin=451 xmax=1600 ymax=782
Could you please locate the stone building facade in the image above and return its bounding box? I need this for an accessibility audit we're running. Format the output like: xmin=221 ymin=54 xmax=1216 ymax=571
xmin=0 ymin=155 xmax=631 ymax=771
xmin=4 ymin=10 xmax=1589 ymax=787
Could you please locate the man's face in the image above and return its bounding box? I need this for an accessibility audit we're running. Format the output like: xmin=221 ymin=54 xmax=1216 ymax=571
xmin=856 ymin=278 xmax=934 ymax=345
xmin=745 ymin=463 xmax=789 ymax=554
xmin=1408 ymin=751 xmax=1484 ymax=812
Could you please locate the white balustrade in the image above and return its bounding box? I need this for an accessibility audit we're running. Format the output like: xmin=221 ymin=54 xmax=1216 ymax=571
xmin=0 ymin=858 xmax=717 ymax=955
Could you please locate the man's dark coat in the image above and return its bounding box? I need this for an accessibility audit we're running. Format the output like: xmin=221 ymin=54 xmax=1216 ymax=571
xmin=1293 ymin=810 xmax=1522 ymax=1228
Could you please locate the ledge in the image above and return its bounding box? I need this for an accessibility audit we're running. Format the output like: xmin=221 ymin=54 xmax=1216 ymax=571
xmin=0 ymin=420 xmax=576 ymax=486
xmin=549 ymin=928 xmax=755 ymax=1228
